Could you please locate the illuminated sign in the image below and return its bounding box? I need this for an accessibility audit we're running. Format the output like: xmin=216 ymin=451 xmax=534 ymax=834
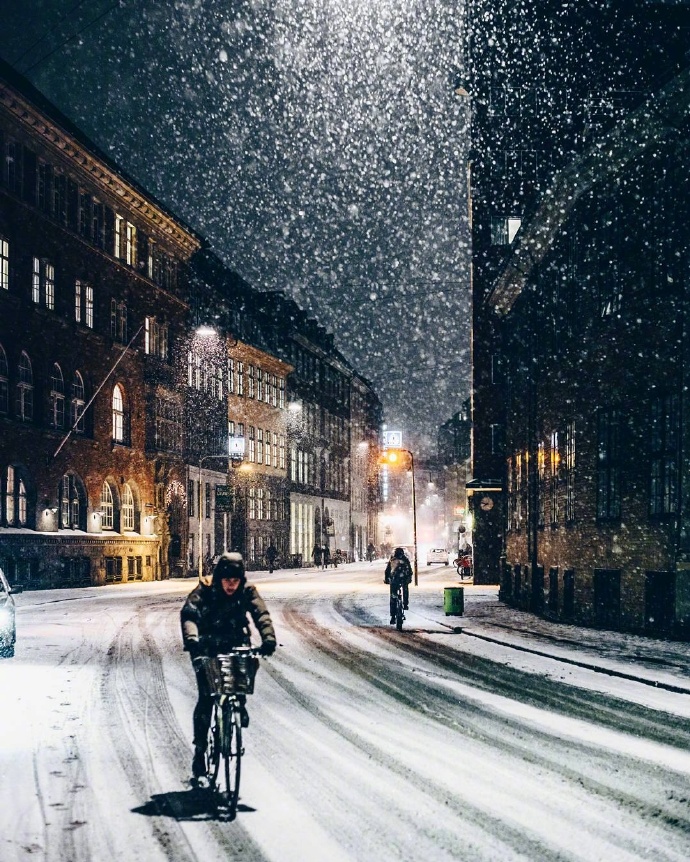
xmin=384 ymin=430 xmax=402 ymax=448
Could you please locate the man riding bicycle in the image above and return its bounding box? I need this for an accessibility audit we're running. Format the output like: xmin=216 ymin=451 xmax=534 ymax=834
xmin=181 ymin=551 xmax=276 ymax=781
xmin=384 ymin=547 xmax=413 ymax=624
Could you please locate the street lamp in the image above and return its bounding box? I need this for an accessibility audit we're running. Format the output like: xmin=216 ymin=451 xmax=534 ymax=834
xmin=380 ymin=448 xmax=418 ymax=585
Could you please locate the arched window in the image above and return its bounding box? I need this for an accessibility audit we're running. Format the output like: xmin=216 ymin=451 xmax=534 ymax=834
xmin=50 ymin=363 xmax=65 ymax=428
xmin=100 ymin=482 xmax=114 ymax=530
xmin=71 ymin=372 xmax=85 ymax=433
xmin=122 ymin=483 xmax=135 ymax=531
xmin=16 ymin=351 xmax=33 ymax=421
xmin=0 ymin=344 xmax=8 ymax=415
xmin=60 ymin=473 xmax=85 ymax=530
xmin=112 ymin=384 xmax=125 ymax=443
xmin=4 ymin=465 xmax=27 ymax=526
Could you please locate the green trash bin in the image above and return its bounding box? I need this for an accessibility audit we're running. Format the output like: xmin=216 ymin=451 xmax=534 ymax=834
xmin=444 ymin=586 xmax=464 ymax=616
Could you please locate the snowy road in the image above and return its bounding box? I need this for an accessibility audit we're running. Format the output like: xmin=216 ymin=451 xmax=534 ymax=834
xmin=1 ymin=564 xmax=690 ymax=861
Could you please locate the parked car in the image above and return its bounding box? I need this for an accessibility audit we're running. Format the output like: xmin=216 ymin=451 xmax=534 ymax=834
xmin=0 ymin=567 xmax=19 ymax=658
xmin=426 ymin=547 xmax=450 ymax=566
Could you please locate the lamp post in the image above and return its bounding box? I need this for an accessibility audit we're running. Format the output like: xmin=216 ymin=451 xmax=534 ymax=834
xmin=381 ymin=448 xmax=418 ymax=586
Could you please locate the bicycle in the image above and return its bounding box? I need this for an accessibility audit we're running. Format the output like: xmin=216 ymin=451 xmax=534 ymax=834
xmin=196 ymin=646 xmax=261 ymax=818
xmin=454 ymin=555 xmax=473 ymax=581
xmin=392 ymin=577 xmax=405 ymax=631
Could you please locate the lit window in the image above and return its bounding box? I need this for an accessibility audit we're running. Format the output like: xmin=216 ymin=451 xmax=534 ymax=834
xmin=491 ymin=216 xmax=522 ymax=245
xmin=112 ymin=384 xmax=125 ymax=443
xmin=60 ymin=474 xmax=83 ymax=530
xmin=5 ymin=466 xmax=28 ymax=526
xmin=122 ymin=484 xmax=135 ymax=531
xmin=85 ymin=283 xmax=93 ymax=328
xmin=100 ymin=482 xmax=114 ymax=530
xmin=0 ymin=236 xmax=8 ymax=291
xmin=32 ymin=257 xmax=40 ymax=303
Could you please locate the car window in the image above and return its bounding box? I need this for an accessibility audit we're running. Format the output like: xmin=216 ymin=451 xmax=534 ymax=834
xmin=0 ymin=577 xmax=5 ymax=594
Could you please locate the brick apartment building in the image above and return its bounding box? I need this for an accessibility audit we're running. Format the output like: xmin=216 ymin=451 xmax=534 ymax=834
xmin=0 ymin=59 xmax=200 ymax=586
xmin=466 ymin=1 xmax=690 ymax=635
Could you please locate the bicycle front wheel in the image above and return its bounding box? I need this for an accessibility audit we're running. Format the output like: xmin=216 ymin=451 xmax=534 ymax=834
xmin=220 ymin=702 xmax=242 ymax=817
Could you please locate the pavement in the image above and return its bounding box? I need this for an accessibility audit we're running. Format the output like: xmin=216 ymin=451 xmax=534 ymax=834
xmin=432 ymin=581 xmax=690 ymax=695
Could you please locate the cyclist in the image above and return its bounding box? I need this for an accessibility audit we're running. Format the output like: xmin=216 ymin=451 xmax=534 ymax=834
xmin=384 ymin=547 xmax=413 ymax=624
xmin=181 ymin=551 xmax=276 ymax=781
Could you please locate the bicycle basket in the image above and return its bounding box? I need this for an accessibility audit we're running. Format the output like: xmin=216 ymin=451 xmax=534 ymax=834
xmin=218 ymin=651 xmax=260 ymax=695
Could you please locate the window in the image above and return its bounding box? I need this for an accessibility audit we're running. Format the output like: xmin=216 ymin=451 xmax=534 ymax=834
xmin=257 ymin=487 xmax=264 ymax=520
xmin=228 ymin=358 xmax=235 ymax=393
xmin=550 ymin=431 xmax=559 ymax=526
xmin=650 ymin=394 xmax=679 ymax=516
xmin=537 ymin=441 xmax=546 ymax=528
xmin=265 ymin=430 xmax=272 ymax=466
xmin=491 ymin=216 xmax=522 ymax=245
xmin=71 ymin=372 xmax=85 ymax=433
xmin=145 ymin=317 xmax=168 ymax=359
xmin=248 ymin=426 xmax=256 ymax=462
xmin=60 ymin=473 xmax=83 ymax=530
xmin=0 ymin=344 xmax=8 ymax=415
xmin=50 ymin=364 xmax=65 ymax=428
xmin=125 ymin=222 xmax=137 ymax=266
xmin=37 ymin=162 xmax=53 ymax=214
xmin=237 ymin=362 xmax=244 ymax=396
xmin=16 ymin=351 xmax=33 ymax=421
xmin=122 ymin=484 xmax=135 ymax=531
xmin=187 ymin=479 xmax=195 ymax=518
xmin=32 ymin=257 xmax=40 ymax=303
xmin=564 ymin=421 xmax=576 ymax=522
xmin=279 ymin=377 xmax=285 ymax=409
xmin=257 ymin=368 xmax=263 ymax=401
xmin=85 ymin=283 xmax=93 ymax=329
xmin=32 ymin=258 xmax=55 ymax=309
xmin=110 ymin=299 xmax=128 ymax=342
xmin=4 ymin=465 xmax=28 ymax=526
xmin=257 ymin=428 xmax=263 ymax=465
xmin=247 ymin=365 xmax=255 ymax=399
xmin=112 ymin=384 xmax=125 ymax=443
xmin=100 ymin=482 xmax=114 ymax=530
xmin=155 ymin=396 xmax=182 ymax=453
xmin=75 ymin=280 xmax=82 ymax=322
xmin=597 ymin=408 xmax=621 ymax=520
xmin=249 ymin=487 xmax=256 ymax=520
xmin=279 ymin=435 xmax=286 ymax=470
xmin=0 ymin=236 xmax=8 ymax=290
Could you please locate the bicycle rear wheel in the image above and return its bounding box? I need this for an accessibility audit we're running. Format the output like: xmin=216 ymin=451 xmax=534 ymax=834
xmin=395 ymin=591 xmax=404 ymax=631
xmin=221 ymin=702 xmax=242 ymax=817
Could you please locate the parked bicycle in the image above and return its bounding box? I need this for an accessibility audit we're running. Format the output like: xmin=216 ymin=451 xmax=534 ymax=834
xmin=454 ymin=554 xmax=473 ymax=581
xmin=196 ymin=646 xmax=262 ymax=818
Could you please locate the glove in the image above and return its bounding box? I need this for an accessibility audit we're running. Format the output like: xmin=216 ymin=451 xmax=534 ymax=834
xmin=384 ymin=576 xmax=390 ymax=584
xmin=260 ymin=641 xmax=276 ymax=657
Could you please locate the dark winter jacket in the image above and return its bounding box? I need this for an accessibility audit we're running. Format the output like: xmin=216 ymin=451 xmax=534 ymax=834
xmin=181 ymin=581 xmax=276 ymax=657
xmin=384 ymin=554 xmax=413 ymax=585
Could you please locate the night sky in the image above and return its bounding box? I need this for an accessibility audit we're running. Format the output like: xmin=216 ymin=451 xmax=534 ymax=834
xmin=0 ymin=0 xmax=471 ymax=452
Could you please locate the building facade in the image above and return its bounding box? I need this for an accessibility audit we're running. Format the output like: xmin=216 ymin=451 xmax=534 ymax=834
xmin=466 ymin=2 xmax=690 ymax=633
xmin=0 ymin=60 xmax=200 ymax=586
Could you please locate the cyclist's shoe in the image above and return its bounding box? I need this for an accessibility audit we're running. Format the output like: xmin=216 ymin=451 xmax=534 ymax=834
xmin=240 ymin=704 xmax=250 ymax=728
xmin=192 ymin=746 xmax=206 ymax=779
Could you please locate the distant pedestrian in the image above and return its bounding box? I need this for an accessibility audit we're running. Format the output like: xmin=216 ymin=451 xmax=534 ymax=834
xmin=313 ymin=544 xmax=322 ymax=568
xmin=322 ymin=545 xmax=330 ymax=569
xmin=265 ymin=543 xmax=278 ymax=573
xmin=366 ymin=542 xmax=376 ymax=563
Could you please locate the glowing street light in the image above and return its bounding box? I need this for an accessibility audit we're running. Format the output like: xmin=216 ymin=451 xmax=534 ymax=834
xmin=380 ymin=447 xmax=418 ymax=585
